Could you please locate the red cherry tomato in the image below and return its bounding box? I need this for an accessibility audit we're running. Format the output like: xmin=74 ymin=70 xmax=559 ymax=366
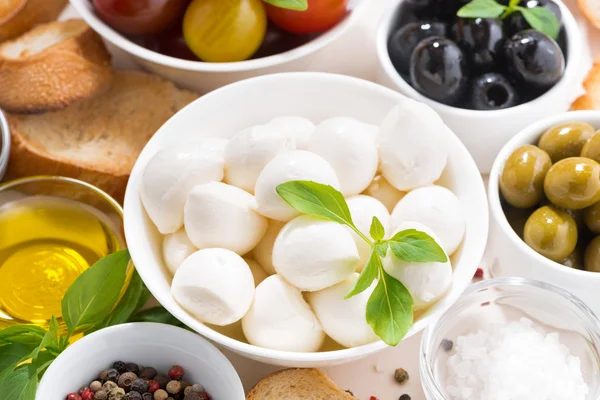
xmin=265 ymin=0 xmax=349 ymax=35
xmin=92 ymin=0 xmax=189 ymax=35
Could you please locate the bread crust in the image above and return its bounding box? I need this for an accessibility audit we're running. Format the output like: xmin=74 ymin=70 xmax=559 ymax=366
xmin=578 ymin=0 xmax=600 ymax=29
xmin=246 ymin=368 xmax=355 ymax=400
xmin=570 ymin=61 xmax=600 ymax=111
xmin=0 ymin=0 xmax=68 ymax=42
xmin=0 ymin=0 xmax=26 ymax=26
xmin=0 ymin=19 xmax=113 ymax=114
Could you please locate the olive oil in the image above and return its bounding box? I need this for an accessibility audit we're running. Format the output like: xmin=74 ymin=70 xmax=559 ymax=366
xmin=0 ymin=196 xmax=121 ymax=325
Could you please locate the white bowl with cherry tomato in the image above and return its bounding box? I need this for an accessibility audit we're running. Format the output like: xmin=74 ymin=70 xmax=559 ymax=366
xmin=375 ymin=0 xmax=584 ymax=173
xmin=70 ymin=0 xmax=367 ymax=93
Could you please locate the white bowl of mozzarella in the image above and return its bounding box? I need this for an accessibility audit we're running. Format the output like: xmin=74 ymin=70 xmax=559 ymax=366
xmin=124 ymin=72 xmax=489 ymax=367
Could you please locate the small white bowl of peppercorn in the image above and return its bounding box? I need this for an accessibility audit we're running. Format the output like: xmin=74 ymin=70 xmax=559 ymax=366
xmin=376 ymin=0 xmax=583 ymax=173
xmin=486 ymin=110 xmax=600 ymax=319
xmin=36 ymin=323 xmax=245 ymax=400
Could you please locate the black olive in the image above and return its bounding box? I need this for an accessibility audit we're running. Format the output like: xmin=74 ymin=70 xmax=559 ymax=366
xmin=504 ymin=0 xmax=562 ymax=36
xmin=389 ymin=21 xmax=447 ymax=74
xmin=451 ymin=17 xmax=504 ymax=73
xmin=409 ymin=36 xmax=469 ymax=105
xmin=503 ymin=29 xmax=564 ymax=89
xmin=470 ymin=73 xmax=518 ymax=110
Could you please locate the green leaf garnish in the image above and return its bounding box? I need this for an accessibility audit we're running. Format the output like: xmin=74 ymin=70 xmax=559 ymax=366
xmin=519 ymin=6 xmax=560 ymax=39
xmin=262 ymin=0 xmax=308 ymax=11
xmin=277 ymin=180 xmax=446 ymax=346
xmin=0 ymin=343 xmax=37 ymax=378
xmin=129 ymin=307 xmax=189 ymax=330
xmin=30 ymin=317 xmax=59 ymax=360
xmin=0 ymin=326 xmax=45 ymax=346
xmin=61 ymin=250 xmax=131 ymax=335
xmin=366 ymin=269 xmax=414 ymax=346
xmin=457 ymin=0 xmax=506 ymax=18
xmin=0 ymin=366 xmax=38 ymax=400
xmin=369 ymin=216 xmax=385 ymax=241
xmin=345 ymin=249 xmax=380 ymax=299
xmin=388 ymin=229 xmax=448 ymax=263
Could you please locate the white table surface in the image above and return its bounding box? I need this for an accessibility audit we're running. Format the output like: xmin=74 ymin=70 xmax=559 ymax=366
xmin=62 ymin=1 xmax=600 ymax=398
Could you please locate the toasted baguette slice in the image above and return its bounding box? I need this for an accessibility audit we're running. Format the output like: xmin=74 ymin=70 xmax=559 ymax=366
xmin=571 ymin=61 xmax=600 ymax=111
xmin=0 ymin=0 xmax=67 ymax=42
xmin=0 ymin=19 xmax=112 ymax=113
xmin=5 ymin=70 xmax=198 ymax=203
xmin=246 ymin=369 xmax=355 ymax=400
xmin=579 ymin=0 xmax=600 ymax=29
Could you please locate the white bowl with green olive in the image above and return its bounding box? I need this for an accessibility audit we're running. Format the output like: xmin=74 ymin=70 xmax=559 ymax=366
xmin=487 ymin=111 xmax=600 ymax=316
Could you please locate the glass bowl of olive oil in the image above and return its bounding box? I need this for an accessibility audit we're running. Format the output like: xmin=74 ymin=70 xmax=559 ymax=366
xmin=0 ymin=176 xmax=126 ymax=330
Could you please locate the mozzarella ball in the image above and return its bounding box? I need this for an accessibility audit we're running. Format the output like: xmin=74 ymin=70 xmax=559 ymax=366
xmin=141 ymin=144 xmax=224 ymax=234
xmin=378 ymin=99 xmax=449 ymax=191
xmin=162 ymin=229 xmax=197 ymax=275
xmin=190 ymin=137 xmax=229 ymax=157
xmin=184 ymin=182 xmax=267 ymax=255
xmin=391 ymin=185 xmax=465 ymax=255
xmin=346 ymin=195 xmax=391 ymax=270
xmin=251 ymin=219 xmax=285 ymax=275
xmin=223 ymin=125 xmax=295 ymax=193
xmin=171 ymin=249 xmax=254 ymax=325
xmin=245 ymin=258 xmax=269 ymax=286
xmin=363 ymin=175 xmax=406 ymax=213
xmin=242 ymin=275 xmax=325 ymax=352
xmin=273 ymin=215 xmax=359 ymax=291
xmin=383 ymin=221 xmax=452 ymax=309
xmin=266 ymin=116 xmax=315 ymax=150
xmin=307 ymin=273 xmax=379 ymax=348
xmin=309 ymin=117 xmax=379 ymax=196
xmin=254 ymin=150 xmax=340 ymax=222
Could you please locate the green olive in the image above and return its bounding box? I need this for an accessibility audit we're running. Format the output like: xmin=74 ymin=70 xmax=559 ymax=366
xmin=581 ymin=130 xmax=600 ymax=163
xmin=538 ymin=121 xmax=595 ymax=163
xmin=524 ymin=205 xmax=578 ymax=262
xmin=500 ymin=145 xmax=552 ymax=208
xmin=562 ymin=247 xmax=584 ymax=269
xmin=584 ymin=202 xmax=600 ymax=233
xmin=584 ymin=236 xmax=600 ymax=272
xmin=544 ymin=157 xmax=600 ymax=210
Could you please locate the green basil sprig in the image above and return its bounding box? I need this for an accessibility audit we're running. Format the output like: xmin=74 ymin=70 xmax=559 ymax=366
xmin=457 ymin=0 xmax=560 ymax=39
xmin=277 ymin=180 xmax=447 ymax=346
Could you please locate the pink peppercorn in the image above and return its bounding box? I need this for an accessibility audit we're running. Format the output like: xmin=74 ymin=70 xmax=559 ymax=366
xmin=474 ymin=268 xmax=484 ymax=278
xmin=369 ymin=397 xmax=377 ymax=400
xmin=148 ymin=380 xmax=160 ymax=393
xmin=66 ymin=394 xmax=81 ymax=400
xmin=81 ymin=391 xmax=94 ymax=400
xmin=199 ymin=392 xmax=211 ymax=400
xmin=168 ymin=365 xmax=184 ymax=380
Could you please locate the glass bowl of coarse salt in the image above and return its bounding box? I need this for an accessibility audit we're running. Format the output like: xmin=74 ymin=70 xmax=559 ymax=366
xmin=420 ymin=277 xmax=600 ymax=400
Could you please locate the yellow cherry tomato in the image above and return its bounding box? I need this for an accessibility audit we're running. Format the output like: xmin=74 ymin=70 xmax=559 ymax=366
xmin=183 ymin=0 xmax=267 ymax=63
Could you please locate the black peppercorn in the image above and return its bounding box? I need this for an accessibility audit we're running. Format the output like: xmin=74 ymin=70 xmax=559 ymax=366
xmin=124 ymin=363 xmax=140 ymax=375
xmin=125 ymin=392 xmax=142 ymax=400
xmin=130 ymin=378 xmax=148 ymax=394
xmin=394 ymin=368 xmax=409 ymax=384
xmin=142 ymin=394 xmax=152 ymax=400
xmin=118 ymin=372 xmax=138 ymax=391
xmin=179 ymin=381 xmax=190 ymax=392
xmin=139 ymin=367 xmax=157 ymax=380
xmin=106 ymin=369 xmax=120 ymax=383
xmin=441 ymin=339 xmax=453 ymax=352
xmin=113 ymin=362 xmax=126 ymax=374
xmin=154 ymin=375 xmax=170 ymax=389
xmin=99 ymin=371 xmax=109 ymax=382
xmin=399 ymin=395 xmax=411 ymax=400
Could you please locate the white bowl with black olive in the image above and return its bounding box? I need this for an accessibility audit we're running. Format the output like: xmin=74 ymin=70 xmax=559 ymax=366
xmin=376 ymin=0 xmax=583 ymax=173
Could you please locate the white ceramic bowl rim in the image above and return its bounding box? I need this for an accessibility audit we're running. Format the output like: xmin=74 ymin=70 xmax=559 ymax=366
xmin=0 ymin=109 xmax=10 ymax=180
xmin=375 ymin=0 xmax=582 ymax=117
xmin=489 ymin=110 xmax=600 ymax=279
xmin=124 ymin=71 xmax=489 ymax=364
xmin=69 ymin=0 xmax=369 ymax=73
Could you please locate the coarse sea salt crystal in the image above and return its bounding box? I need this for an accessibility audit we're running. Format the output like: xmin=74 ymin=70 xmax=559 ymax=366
xmin=445 ymin=317 xmax=589 ymax=400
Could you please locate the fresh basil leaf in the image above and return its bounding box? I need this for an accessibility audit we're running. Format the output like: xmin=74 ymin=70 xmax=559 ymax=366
xmin=86 ymin=271 xmax=150 ymax=335
xmin=263 ymin=0 xmax=308 ymax=10
xmin=345 ymin=250 xmax=380 ymax=299
xmin=457 ymin=0 xmax=505 ymax=18
xmin=30 ymin=317 xmax=59 ymax=360
xmin=26 ymin=350 xmax=56 ymax=378
xmin=129 ymin=307 xmax=188 ymax=329
xmin=369 ymin=216 xmax=385 ymax=241
xmin=366 ymin=269 xmax=414 ymax=346
xmin=520 ymin=6 xmax=560 ymax=39
xmin=62 ymin=250 xmax=131 ymax=335
xmin=0 ymin=363 xmax=38 ymax=400
xmin=509 ymin=0 xmax=519 ymax=6
xmin=388 ymin=229 xmax=448 ymax=263
xmin=0 ymin=343 xmax=37 ymax=378
xmin=0 ymin=326 xmax=45 ymax=345
xmin=276 ymin=181 xmax=355 ymax=228
xmin=375 ymin=242 xmax=388 ymax=258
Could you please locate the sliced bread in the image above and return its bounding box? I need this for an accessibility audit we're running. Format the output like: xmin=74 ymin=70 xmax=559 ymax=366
xmin=5 ymin=70 xmax=198 ymax=203
xmin=579 ymin=0 xmax=600 ymax=29
xmin=246 ymin=369 xmax=355 ymax=400
xmin=0 ymin=19 xmax=112 ymax=113
xmin=0 ymin=0 xmax=68 ymax=42
xmin=571 ymin=61 xmax=600 ymax=111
